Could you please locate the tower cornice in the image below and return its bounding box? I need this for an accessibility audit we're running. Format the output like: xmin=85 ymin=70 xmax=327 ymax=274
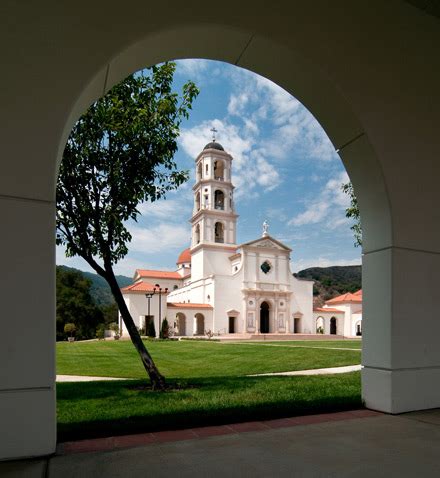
xmin=195 ymin=148 xmax=233 ymax=162
xmin=193 ymin=178 xmax=235 ymax=191
xmin=190 ymin=208 xmax=239 ymax=224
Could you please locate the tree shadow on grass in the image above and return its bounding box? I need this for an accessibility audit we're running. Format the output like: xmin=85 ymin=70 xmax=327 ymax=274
xmin=57 ymin=373 xmax=362 ymax=442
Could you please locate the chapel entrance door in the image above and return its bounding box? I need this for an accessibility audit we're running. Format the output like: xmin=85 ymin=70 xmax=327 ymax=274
xmin=228 ymin=316 xmax=236 ymax=333
xmin=260 ymin=302 xmax=270 ymax=333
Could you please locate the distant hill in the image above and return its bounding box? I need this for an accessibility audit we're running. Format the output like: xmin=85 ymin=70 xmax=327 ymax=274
xmin=57 ymin=266 xmax=132 ymax=306
xmin=295 ymin=265 xmax=361 ymax=307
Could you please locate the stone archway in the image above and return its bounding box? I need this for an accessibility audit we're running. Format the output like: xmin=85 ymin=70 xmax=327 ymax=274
xmin=175 ymin=313 xmax=186 ymax=336
xmin=4 ymin=2 xmax=440 ymax=460
xmin=195 ymin=313 xmax=205 ymax=335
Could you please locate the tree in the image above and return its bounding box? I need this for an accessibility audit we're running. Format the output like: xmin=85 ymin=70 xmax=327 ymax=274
xmin=147 ymin=319 xmax=156 ymax=338
xmin=56 ymin=266 xmax=103 ymax=340
xmin=160 ymin=318 xmax=169 ymax=339
xmin=56 ymin=63 xmax=199 ymax=389
xmin=341 ymin=181 xmax=362 ymax=247
xmin=64 ymin=323 xmax=77 ymax=338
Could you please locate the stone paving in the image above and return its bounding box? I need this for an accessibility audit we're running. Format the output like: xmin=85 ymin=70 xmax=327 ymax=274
xmin=2 ymin=409 xmax=440 ymax=477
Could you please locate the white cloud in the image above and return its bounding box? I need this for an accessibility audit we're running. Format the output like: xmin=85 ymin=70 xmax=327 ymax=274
xmin=289 ymin=171 xmax=351 ymax=228
xmin=175 ymin=59 xmax=210 ymax=80
xmin=129 ymin=223 xmax=190 ymax=253
xmin=113 ymin=256 xmax=159 ymax=276
xmin=138 ymin=196 xmax=191 ymax=219
xmin=225 ymin=68 xmax=338 ymax=163
xmin=179 ymin=119 xmax=281 ymax=200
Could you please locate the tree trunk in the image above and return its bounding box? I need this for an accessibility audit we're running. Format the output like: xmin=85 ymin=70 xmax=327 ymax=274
xmin=105 ymin=270 xmax=166 ymax=390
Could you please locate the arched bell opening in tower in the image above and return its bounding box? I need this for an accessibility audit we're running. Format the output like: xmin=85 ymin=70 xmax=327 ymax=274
xmin=214 ymin=222 xmax=224 ymax=243
xmin=213 ymin=159 xmax=225 ymax=180
xmin=214 ymin=190 xmax=225 ymax=210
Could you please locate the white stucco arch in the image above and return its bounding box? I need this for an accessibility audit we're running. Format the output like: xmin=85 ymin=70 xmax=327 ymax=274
xmin=2 ymin=1 xmax=440 ymax=460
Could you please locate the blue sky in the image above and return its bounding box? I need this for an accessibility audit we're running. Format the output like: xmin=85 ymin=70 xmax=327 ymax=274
xmin=56 ymin=59 xmax=361 ymax=277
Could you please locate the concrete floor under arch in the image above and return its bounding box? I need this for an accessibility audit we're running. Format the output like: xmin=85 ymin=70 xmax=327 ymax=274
xmin=2 ymin=409 xmax=440 ymax=477
xmin=1 ymin=0 xmax=440 ymax=462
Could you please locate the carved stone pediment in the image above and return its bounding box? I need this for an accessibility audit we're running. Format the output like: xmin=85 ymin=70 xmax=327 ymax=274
xmin=240 ymin=235 xmax=291 ymax=252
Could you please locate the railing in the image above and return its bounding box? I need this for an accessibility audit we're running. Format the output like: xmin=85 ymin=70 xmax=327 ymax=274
xmin=214 ymin=176 xmax=224 ymax=181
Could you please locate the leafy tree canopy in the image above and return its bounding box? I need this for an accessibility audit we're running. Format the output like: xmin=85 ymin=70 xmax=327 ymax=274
xmin=341 ymin=181 xmax=362 ymax=247
xmin=56 ymin=267 xmax=103 ymax=340
xmin=56 ymin=62 xmax=199 ymax=389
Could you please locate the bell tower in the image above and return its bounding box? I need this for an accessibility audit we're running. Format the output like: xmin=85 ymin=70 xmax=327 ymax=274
xmin=190 ymin=131 xmax=238 ymax=279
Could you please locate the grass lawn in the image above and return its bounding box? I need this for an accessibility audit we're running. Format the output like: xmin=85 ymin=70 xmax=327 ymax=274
xmin=57 ymin=339 xmax=361 ymax=379
xmin=56 ymin=339 xmax=362 ymax=441
xmin=57 ymin=373 xmax=361 ymax=441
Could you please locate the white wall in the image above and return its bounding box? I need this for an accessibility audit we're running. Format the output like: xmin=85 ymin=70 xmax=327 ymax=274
xmin=2 ymin=0 xmax=440 ymax=460
xmin=121 ymin=293 xmax=167 ymax=337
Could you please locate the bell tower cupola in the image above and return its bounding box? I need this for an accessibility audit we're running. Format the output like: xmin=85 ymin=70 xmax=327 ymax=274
xmin=191 ymin=129 xmax=238 ymax=251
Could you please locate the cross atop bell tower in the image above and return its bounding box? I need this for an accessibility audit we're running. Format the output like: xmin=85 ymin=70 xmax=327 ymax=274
xmin=190 ymin=135 xmax=238 ymax=251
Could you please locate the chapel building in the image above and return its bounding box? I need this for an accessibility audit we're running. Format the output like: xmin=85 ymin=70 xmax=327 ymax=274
xmin=120 ymin=139 xmax=360 ymax=338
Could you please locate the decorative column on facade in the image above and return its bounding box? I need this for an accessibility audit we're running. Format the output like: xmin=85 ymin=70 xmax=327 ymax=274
xmin=193 ymin=316 xmax=198 ymax=335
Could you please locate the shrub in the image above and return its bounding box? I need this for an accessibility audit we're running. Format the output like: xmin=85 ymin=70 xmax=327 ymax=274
xmin=160 ymin=318 xmax=169 ymax=339
xmin=147 ymin=319 xmax=156 ymax=338
xmin=109 ymin=322 xmax=120 ymax=339
xmin=96 ymin=323 xmax=106 ymax=340
xmin=64 ymin=323 xmax=76 ymax=338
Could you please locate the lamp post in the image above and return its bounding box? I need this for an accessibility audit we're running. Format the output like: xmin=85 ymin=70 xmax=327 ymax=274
xmin=155 ymin=283 xmax=168 ymax=337
xmin=145 ymin=288 xmax=156 ymax=336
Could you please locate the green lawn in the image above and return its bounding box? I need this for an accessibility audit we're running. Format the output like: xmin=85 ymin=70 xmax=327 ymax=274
xmin=57 ymin=339 xmax=361 ymax=379
xmin=57 ymin=373 xmax=361 ymax=441
xmin=56 ymin=339 xmax=363 ymax=441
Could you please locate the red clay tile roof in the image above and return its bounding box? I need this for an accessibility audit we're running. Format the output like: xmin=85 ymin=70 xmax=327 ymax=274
xmin=325 ymin=290 xmax=362 ymax=305
xmin=313 ymin=307 xmax=345 ymax=313
xmin=135 ymin=269 xmax=182 ymax=280
xmin=167 ymin=303 xmax=213 ymax=309
xmin=176 ymin=248 xmax=191 ymax=264
xmin=121 ymin=281 xmax=157 ymax=293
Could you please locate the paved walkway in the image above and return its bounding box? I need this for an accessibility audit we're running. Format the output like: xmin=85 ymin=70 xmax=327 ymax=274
xmin=56 ymin=375 xmax=132 ymax=382
xmin=222 ymin=342 xmax=362 ymax=351
xmin=2 ymin=409 xmax=440 ymax=477
xmin=250 ymin=364 xmax=362 ymax=376
xmin=56 ymin=364 xmax=362 ymax=382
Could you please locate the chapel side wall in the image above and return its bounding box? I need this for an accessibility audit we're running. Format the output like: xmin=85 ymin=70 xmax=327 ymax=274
xmin=291 ymin=277 xmax=314 ymax=333
xmin=212 ymin=273 xmax=243 ymax=334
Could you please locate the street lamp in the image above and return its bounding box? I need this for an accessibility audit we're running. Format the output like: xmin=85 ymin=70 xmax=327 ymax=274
xmin=145 ymin=288 xmax=156 ymax=336
xmin=155 ymin=283 xmax=168 ymax=337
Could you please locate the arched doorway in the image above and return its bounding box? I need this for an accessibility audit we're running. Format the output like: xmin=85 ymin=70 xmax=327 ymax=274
xmin=195 ymin=313 xmax=205 ymax=335
xmin=260 ymin=301 xmax=270 ymax=333
xmin=316 ymin=316 xmax=324 ymax=334
xmin=176 ymin=313 xmax=186 ymax=336
xmin=330 ymin=317 xmax=337 ymax=335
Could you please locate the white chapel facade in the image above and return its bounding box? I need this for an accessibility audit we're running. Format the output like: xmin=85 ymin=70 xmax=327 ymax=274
xmin=120 ymin=139 xmax=361 ymax=338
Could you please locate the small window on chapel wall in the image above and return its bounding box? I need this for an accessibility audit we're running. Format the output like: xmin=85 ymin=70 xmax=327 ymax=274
xmin=261 ymin=261 xmax=271 ymax=274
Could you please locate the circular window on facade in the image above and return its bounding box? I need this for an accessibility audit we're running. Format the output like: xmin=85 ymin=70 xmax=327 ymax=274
xmin=261 ymin=261 xmax=271 ymax=274
xmin=280 ymin=301 xmax=284 ymax=306
xmin=249 ymin=300 xmax=254 ymax=306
